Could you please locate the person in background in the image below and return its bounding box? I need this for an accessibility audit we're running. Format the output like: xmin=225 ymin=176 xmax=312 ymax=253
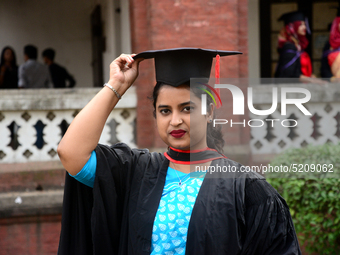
xmin=326 ymin=7 xmax=340 ymax=81
xmin=42 ymin=48 xmax=76 ymax=88
xmin=275 ymin=11 xmax=324 ymax=84
xmin=320 ymin=23 xmax=333 ymax=80
xmin=0 ymin=46 xmax=18 ymax=89
xmin=18 ymin=44 xmax=52 ymax=89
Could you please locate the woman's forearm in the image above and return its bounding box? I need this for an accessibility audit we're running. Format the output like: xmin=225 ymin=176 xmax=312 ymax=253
xmin=299 ymin=74 xmax=327 ymax=85
xmin=58 ymin=54 xmax=141 ymax=175
xmin=57 ymin=86 xmax=120 ymax=175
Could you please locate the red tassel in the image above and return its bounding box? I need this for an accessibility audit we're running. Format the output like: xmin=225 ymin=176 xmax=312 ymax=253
xmin=215 ymin=54 xmax=220 ymax=83
xmin=215 ymin=54 xmax=221 ymax=108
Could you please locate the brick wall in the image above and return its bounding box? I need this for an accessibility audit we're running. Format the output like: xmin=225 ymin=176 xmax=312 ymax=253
xmin=0 ymin=215 xmax=61 ymax=255
xmin=130 ymin=0 xmax=249 ymax=153
xmin=0 ymin=2 xmax=250 ymax=254
xmin=0 ymin=163 xmax=64 ymax=255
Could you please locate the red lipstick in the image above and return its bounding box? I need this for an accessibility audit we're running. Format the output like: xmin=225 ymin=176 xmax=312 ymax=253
xmin=170 ymin=129 xmax=186 ymax=138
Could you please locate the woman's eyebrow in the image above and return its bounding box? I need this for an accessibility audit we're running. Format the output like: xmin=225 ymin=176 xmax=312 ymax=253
xmin=158 ymin=101 xmax=195 ymax=109
xmin=158 ymin=104 xmax=170 ymax=109
xmin=179 ymin=101 xmax=195 ymax=107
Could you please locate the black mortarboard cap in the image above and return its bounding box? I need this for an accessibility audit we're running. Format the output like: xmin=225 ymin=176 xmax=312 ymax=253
xmin=133 ymin=48 xmax=242 ymax=87
xmin=278 ymin=11 xmax=305 ymax=25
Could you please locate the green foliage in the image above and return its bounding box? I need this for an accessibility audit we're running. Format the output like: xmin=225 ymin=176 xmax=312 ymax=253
xmin=267 ymin=143 xmax=340 ymax=254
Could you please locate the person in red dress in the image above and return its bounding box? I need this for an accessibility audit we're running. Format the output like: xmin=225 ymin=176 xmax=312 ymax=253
xmin=275 ymin=11 xmax=316 ymax=81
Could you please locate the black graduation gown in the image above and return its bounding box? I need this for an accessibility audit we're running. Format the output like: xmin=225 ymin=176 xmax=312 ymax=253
xmin=320 ymin=41 xmax=333 ymax=79
xmin=58 ymin=143 xmax=302 ymax=255
xmin=275 ymin=43 xmax=301 ymax=78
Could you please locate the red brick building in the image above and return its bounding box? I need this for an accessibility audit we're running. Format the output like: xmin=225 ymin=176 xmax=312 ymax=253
xmin=0 ymin=0 xmax=249 ymax=255
xmin=130 ymin=0 xmax=249 ymax=151
xmin=2 ymin=0 xmax=335 ymax=254
xmin=0 ymin=2 xmax=249 ymax=254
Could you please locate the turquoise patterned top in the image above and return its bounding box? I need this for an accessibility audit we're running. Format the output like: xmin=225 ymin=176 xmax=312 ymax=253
xmin=71 ymin=152 xmax=206 ymax=254
xmin=151 ymin=167 xmax=206 ymax=255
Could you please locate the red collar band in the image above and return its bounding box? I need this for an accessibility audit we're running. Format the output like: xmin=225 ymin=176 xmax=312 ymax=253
xmin=165 ymin=147 xmax=227 ymax=164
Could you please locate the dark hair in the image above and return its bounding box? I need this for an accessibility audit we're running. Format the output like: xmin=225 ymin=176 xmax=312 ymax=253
xmin=42 ymin=48 xmax=55 ymax=61
xmin=0 ymin=46 xmax=17 ymax=67
xmin=24 ymin=45 xmax=38 ymax=59
xmin=151 ymin=82 xmax=225 ymax=154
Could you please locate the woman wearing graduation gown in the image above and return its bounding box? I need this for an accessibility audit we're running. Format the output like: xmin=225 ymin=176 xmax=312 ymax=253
xmin=57 ymin=48 xmax=302 ymax=255
xmin=274 ymin=11 xmax=316 ymax=81
xmin=326 ymin=10 xmax=340 ymax=81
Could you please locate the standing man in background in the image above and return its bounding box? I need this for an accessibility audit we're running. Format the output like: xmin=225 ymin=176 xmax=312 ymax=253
xmin=42 ymin=48 xmax=76 ymax=88
xmin=18 ymin=45 xmax=52 ymax=88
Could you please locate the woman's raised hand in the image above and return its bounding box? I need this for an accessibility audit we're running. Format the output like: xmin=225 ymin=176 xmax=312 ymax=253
xmin=58 ymin=53 xmax=143 ymax=175
xmin=107 ymin=54 xmax=143 ymax=95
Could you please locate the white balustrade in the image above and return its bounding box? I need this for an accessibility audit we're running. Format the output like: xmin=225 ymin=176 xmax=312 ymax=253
xmin=2 ymin=83 xmax=339 ymax=163
xmin=0 ymin=88 xmax=137 ymax=163
xmin=250 ymin=83 xmax=340 ymax=155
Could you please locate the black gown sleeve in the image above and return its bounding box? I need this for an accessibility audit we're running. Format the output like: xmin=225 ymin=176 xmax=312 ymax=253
xmin=275 ymin=43 xmax=301 ymax=78
xmin=58 ymin=173 xmax=94 ymax=255
xmin=241 ymin=178 xmax=301 ymax=255
xmin=58 ymin=143 xmax=150 ymax=255
xmin=320 ymin=41 xmax=333 ymax=79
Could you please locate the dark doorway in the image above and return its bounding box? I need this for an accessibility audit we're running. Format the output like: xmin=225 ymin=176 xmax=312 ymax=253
xmin=91 ymin=5 xmax=105 ymax=87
